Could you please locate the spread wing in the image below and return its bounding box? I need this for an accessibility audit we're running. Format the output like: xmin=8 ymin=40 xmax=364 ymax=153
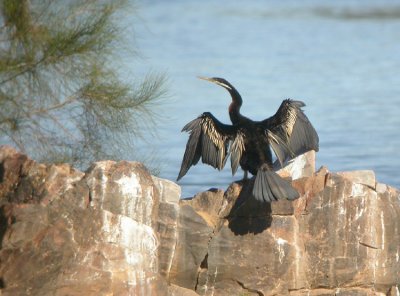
xmin=177 ymin=112 xmax=239 ymax=181
xmin=260 ymin=99 xmax=319 ymax=167
xmin=229 ymin=130 xmax=245 ymax=176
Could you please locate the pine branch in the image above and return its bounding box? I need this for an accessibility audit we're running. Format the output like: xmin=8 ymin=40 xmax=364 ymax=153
xmin=0 ymin=0 xmax=165 ymax=168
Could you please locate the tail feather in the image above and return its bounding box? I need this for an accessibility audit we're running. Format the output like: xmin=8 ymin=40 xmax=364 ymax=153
xmin=253 ymin=169 xmax=299 ymax=202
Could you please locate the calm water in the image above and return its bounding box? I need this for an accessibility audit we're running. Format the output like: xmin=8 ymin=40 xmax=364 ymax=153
xmin=129 ymin=0 xmax=400 ymax=197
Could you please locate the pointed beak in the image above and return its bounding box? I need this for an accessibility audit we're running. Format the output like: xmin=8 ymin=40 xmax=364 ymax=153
xmin=197 ymin=76 xmax=214 ymax=82
xmin=197 ymin=76 xmax=232 ymax=90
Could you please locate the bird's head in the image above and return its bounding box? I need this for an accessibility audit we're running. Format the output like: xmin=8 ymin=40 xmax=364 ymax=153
xmin=198 ymin=76 xmax=233 ymax=90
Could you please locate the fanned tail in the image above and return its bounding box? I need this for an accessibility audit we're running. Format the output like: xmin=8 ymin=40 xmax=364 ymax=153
xmin=253 ymin=168 xmax=299 ymax=202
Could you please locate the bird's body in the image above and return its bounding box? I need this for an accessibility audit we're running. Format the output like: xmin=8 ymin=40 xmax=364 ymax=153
xmin=177 ymin=77 xmax=319 ymax=202
xmin=231 ymin=119 xmax=270 ymax=175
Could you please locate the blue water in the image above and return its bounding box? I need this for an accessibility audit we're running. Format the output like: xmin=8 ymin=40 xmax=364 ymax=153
xmin=129 ymin=0 xmax=400 ymax=197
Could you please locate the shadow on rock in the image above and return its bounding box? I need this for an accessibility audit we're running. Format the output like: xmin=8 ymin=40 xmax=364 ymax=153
xmin=0 ymin=206 xmax=9 ymax=249
xmin=0 ymin=163 xmax=4 ymax=183
xmin=226 ymin=179 xmax=272 ymax=235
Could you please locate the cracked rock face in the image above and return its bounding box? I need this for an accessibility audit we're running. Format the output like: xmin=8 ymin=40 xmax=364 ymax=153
xmin=0 ymin=146 xmax=168 ymax=295
xmin=1 ymin=147 xmax=399 ymax=296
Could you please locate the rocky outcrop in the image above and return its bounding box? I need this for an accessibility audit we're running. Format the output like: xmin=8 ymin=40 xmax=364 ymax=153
xmin=0 ymin=146 xmax=167 ymax=295
xmin=0 ymin=146 xmax=399 ymax=296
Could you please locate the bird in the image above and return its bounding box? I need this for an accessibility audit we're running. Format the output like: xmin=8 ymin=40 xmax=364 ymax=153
xmin=177 ymin=77 xmax=319 ymax=202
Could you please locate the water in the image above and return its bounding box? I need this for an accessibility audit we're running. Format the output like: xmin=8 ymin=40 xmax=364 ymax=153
xmin=129 ymin=0 xmax=400 ymax=197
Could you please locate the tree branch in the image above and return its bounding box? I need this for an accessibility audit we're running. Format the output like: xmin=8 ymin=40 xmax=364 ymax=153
xmin=29 ymin=95 xmax=79 ymax=116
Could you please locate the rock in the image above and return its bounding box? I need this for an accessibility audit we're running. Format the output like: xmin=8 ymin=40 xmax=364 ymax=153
xmin=1 ymin=146 xmax=400 ymax=296
xmin=289 ymin=288 xmax=387 ymax=296
xmin=168 ymin=202 xmax=215 ymax=290
xmin=388 ymin=286 xmax=400 ymax=296
xmin=277 ymin=150 xmax=316 ymax=179
xmin=157 ymin=200 xmax=180 ymax=278
xmin=165 ymin=152 xmax=400 ymax=295
xmin=0 ymin=146 xmax=166 ymax=295
xmin=152 ymin=176 xmax=181 ymax=204
xmin=337 ymin=170 xmax=376 ymax=189
xmin=0 ymin=146 xmax=85 ymax=206
xmin=85 ymin=160 xmax=159 ymax=226
xmin=168 ymin=284 xmax=199 ymax=296
xmin=152 ymin=174 xmax=181 ymax=281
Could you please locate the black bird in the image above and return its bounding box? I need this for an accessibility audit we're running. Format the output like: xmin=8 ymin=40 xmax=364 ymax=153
xmin=177 ymin=77 xmax=319 ymax=202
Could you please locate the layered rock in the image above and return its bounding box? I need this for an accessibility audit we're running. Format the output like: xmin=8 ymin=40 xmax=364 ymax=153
xmin=0 ymin=146 xmax=399 ymax=296
xmin=165 ymin=165 xmax=400 ymax=296
xmin=0 ymin=146 xmax=169 ymax=295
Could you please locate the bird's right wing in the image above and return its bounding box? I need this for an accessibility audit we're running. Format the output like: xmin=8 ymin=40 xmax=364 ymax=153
xmin=260 ymin=99 xmax=319 ymax=167
xmin=177 ymin=112 xmax=237 ymax=181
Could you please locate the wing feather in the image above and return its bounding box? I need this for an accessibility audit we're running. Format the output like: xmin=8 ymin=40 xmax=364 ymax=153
xmin=261 ymin=99 xmax=319 ymax=167
xmin=229 ymin=130 xmax=245 ymax=175
xmin=266 ymin=130 xmax=291 ymax=167
xmin=177 ymin=112 xmax=236 ymax=180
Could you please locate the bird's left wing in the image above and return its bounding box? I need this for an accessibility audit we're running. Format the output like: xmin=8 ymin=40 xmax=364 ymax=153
xmin=177 ymin=112 xmax=237 ymax=181
xmin=260 ymin=99 xmax=319 ymax=167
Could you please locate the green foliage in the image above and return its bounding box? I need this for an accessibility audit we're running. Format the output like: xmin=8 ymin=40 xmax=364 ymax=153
xmin=0 ymin=0 xmax=165 ymax=167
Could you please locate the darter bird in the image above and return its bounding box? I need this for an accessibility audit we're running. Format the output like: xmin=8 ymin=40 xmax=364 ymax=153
xmin=177 ymin=77 xmax=319 ymax=202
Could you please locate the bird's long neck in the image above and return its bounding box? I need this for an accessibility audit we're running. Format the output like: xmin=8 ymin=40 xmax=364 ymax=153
xmin=228 ymin=88 xmax=243 ymax=124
